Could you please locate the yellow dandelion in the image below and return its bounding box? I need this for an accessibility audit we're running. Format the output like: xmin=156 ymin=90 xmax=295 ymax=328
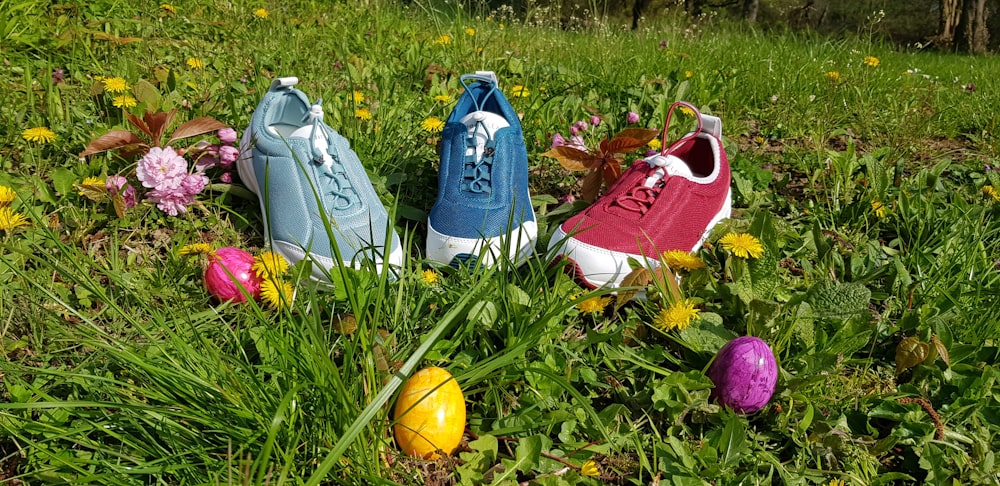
xmin=261 ymin=279 xmax=295 ymax=310
xmin=580 ymin=460 xmax=599 ymax=477
xmin=22 ymin=126 xmax=56 ymax=144
xmin=827 ymin=480 xmax=845 ymax=486
xmin=871 ymin=199 xmax=887 ymax=218
xmin=679 ymin=106 xmax=695 ymax=117
xmin=421 ymin=116 xmax=445 ymax=132
xmin=0 ymin=185 xmax=17 ymax=207
xmin=662 ymin=250 xmax=706 ymax=271
xmin=421 ymin=269 xmax=439 ymax=286
xmin=510 ymin=85 xmax=529 ymax=98
xmin=499 ymin=23 xmax=505 ymax=29
xmin=465 ymin=27 xmax=476 ymax=36
xmin=647 ymin=139 xmax=662 ymax=151
xmin=825 ymin=71 xmax=841 ymax=82
xmin=179 ymin=243 xmax=215 ymax=257
xmin=653 ymin=299 xmax=700 ymax=332
xmin=253 ymin=251 xmax=289 ymax=279
xmin=719 ymin=233 xmax=765 ymax=259
xmin=433 ymin=94 xmax=453 ymax=103
xmin=863 ymin=56 xmax=880 ymax=68
xmin=577 ymin=296 xmax=611 ymax=314
xmin=103 ymin=77 xmax=129 ymax=93
xmin=160 ymin=3 xmax=176 ymax=13
xmin=112 ymin=95 xmax=137 ymax=109
xmin=984 ymin=185 xmax=1000 ymax=202
xmin=355 ymin=108 xmax=372 ymax=121
xmin=253 ymin=8 xmax=269 ymax=19
xmin=684 ymin=70 xmax=693 ymax=78
xmin=0 ymin=207 xmax=29 ymax=232
xmin=433 ymin=35 xmax=452 ymax=45
xmin=78 ymin=176 xmax=105 ymax=194
xmin=187 ymin=58 xmax=205 ymax=70
xmin=754 ymin=135 xmax=766 ymax=144
xmin=352 ymin=90 xmax=365 ymax=103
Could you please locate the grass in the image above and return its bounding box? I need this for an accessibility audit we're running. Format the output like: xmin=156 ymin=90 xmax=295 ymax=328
xmin=2 ymin=0 xmax=1000 ymax=484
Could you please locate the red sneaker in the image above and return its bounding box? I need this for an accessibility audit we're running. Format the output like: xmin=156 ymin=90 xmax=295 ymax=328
xmin=548 ymin=102 xmax=732 ymax=288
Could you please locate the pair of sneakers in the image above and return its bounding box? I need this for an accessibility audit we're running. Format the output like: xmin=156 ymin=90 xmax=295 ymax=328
xmin=237 ymin=73 xmax=535 ymax=280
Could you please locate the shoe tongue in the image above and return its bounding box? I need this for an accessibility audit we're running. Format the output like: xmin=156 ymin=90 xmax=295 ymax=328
xmin=288 ymin=124 xmax=330 ymax=160
xmin=460 ymin=111 xmax=509 ymax=160
xmin=644 ymin=154 xmax=694 ymax=185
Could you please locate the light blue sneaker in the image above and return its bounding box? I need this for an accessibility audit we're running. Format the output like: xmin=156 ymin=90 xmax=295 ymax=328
xmin=426 ymin=71 xmax=537 ymax=267
xmin=238 ymin=77 xmax=403 ymax=280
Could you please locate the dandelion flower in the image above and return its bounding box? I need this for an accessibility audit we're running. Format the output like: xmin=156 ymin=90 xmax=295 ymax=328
xmin=647 ymin=139 xmax=662 ymax=151
xmin=253 ymin=251 xmax=289 ymax=279
xmin=421 ymin=117 xmax=445 ymax=132
xmin=103 ymin=77 xmax=129 ymax=93
xmin=465 ymin=27 xmax=476 ymax=36
xmin=720 ymin=233 xmax=764 ymax=259
xmin=160 ymin=3 xmax=176 ymax=13
xmin=577 ymin=296 xmax=611 ymax=314
xmin=684 ymin=70 xmax=693 ymax=78
xmin=827 ymin=480 xmax=845 ymax=486
xmin=662 ymin=250 xmax=706 ymax=271
xmin=433 ymin=35 xmax=452 ymax=45
xmin=261 ymin=279 xmax=295 ymax=310
xmin=984 ymin=185 xmax=1000 ymax=202
xmin=0 ymin=185 xmax=16 ymax=206
xmin=510 ymin=85 xmax=529 ymax=98
xmin=179 ymin=243 xmax=215 ymax=256
xmin=433 ymin=94 xmax=453 ymax=103
xmin=22 ymin=127 xmax=56 ymax=144
xmin=421 ymin=269 xmax=439 ymax=285
xmin=580 ymin=460 xmax=599 ymax=477
xmin=112 ymin=95 xmax=137 ymax=109
xmin=863 ymin=56 xmax=880 ymax=68
xmin=654 ymin=299 xmax=700 ymax=332
xmin=355 ymin=108 xmax=372 ymax=121
xmin=77 ymin=176 xmax=106 ymax=199
xmin=0 ymin=207 xmax=29 ymax=232
xmin=679 ymin=106 xmax=695 ymax=117
xmin=253 ymin=8 xmax=269 ymax=19
xmin=825 ymin=71 xmax=841 ymax=82
xmin=352 ymin=90 xmax=365 ymax=103
xmin=187 ymin=58 xmax=205 ymax=70
xmin=871 ymin=199 xmax=887 ymax=218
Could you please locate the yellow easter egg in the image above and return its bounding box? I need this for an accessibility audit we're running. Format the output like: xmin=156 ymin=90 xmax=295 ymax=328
xmin=393 ymin=367 xmax=466 ymax=459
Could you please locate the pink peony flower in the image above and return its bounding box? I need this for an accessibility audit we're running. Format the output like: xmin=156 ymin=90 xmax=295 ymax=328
xmin=136 ymin=147 xmax=187 ymax=189
xmin=590 ymin=115 xmax=601 ymax=126
xmin=217 ymin=127 xmax=237 ymax=144
xmin=627 ymin=111 xmax=640 ymax=124
xmin=569 ymin=125 xmax=579 ymax=136
xmin=220 ymin=172 xmax=232 ymax=183
xmin=106 ymin=175 xmax=138 ymax=209
xmin=551 ymin=132 xmax=566 ymax=148
xmin=148 ymin=189 xmax=197 ymax=216
xmin=181 ymin=173 xmax=209 ymax=195
xmin=575 ymin=120 xmax=589 ymax=131
xmin=219 ymin=145 xmax=239 ymax=166
xmin=568 ymin=135 xmax=587 ymax=152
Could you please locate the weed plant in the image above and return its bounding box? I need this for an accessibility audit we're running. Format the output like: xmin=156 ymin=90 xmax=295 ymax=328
xmin=1 ymin=0 xmax=999 ymax=484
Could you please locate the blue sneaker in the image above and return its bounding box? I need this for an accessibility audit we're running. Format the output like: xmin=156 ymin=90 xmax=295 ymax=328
xmin=426 ymin=71 xmax=537 ymax=267
xmin=238 ymin=77 xmax=403 ymax=280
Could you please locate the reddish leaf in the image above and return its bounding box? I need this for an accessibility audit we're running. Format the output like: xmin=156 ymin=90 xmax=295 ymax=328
xmin=145 ymin=110 xmax=176 ymax=146
xmin=617 ymin=267 xmax=653 ymax=307
xmin=74 ymin=183 xmax=107 ymax=202
xmin=541 ymin=146 xmax=600 ymax=171
xmin=602 ymin=160 xmax=623 ymax=186
xmin=167 ymin=117 xmax=228 ymax=146
xmin=581 ymin=168 xmax=603 ymax=203
xmin=615 ymin=128 xmax=660 ymax=146
xmin=603 ymin=135 xmax=653 ymax=155
xmin=112 ymin=194 xmax=127 ymax=218
xmin=79 ymin=130 xmax=145 ymax=157
xmin=651 ymin=266 xmax=682 ymax=301
xmin=125 ymin=112 xmax=153 ymax=142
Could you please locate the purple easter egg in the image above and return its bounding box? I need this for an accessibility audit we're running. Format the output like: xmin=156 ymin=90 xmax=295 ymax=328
xmin=707 ymin=336 xmax=778 ymax=414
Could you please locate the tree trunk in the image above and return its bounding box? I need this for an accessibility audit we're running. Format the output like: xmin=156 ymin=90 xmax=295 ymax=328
xmin=954 ymin=0 xmax=990 ymax=52
xmin=743 ymin=0 xmax=759 ymax=23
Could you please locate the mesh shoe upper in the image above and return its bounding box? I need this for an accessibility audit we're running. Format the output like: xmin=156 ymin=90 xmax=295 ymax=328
xmin=239 ymin=77 xmax=401 ymax=278
xmin=426 ymin=71 xmax=536 ymax=266
xmin=549 ymin=102 xmax=731 ymax=288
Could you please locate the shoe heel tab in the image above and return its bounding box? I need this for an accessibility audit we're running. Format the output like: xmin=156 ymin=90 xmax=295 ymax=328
xmin=462 ymin=71 xmax=499 ymax=86
xmin=270 ymin=77 xmax=299 ymax=91
xmin=701 ymin=113 xmax=722 ymax=139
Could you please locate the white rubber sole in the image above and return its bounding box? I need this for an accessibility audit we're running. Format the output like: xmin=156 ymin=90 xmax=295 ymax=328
xmin=551 ymin=189 xmax=732 ymax=289
xmin=426 ymin=220 xmax=538 ymax=267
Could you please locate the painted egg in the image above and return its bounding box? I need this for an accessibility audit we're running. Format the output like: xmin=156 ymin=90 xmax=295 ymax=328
xmin=707 ymin=336 xmax=778 ymax=414
xmin=393 ymin=367 xmax=466 ymax=459
xmin=204 ymin=247 xmax=262 ymax=302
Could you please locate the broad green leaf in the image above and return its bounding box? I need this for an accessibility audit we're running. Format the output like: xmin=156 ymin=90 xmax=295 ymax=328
xmin=716 ymin=413 xmax=747 ymax=468
xmin=513 ymin=435 xmax=542 ymax=473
